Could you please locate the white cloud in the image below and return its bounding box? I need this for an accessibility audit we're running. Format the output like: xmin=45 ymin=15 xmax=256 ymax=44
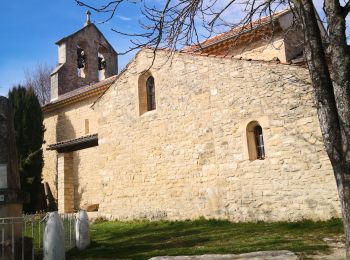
xmin=116 ymin=15 xmax=132 ymax=21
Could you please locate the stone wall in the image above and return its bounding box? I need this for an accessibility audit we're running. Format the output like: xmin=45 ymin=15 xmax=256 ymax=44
xmin=57 ymin=153 xmax=74 ymax=212
xmin=42 ymin=96 xmax=101 ymax=209
xmin=93 ymin=49 xmax=340 ymax=221
xmin=284 ymin=28 xmax=304 ymax=61
xmin=202 ymin=29 xmax=303 ymax=63
xmin=195 ymin=11 xmax=304 ymax=63
xmin=73 ymin=147 xmax=102 ymax=209
xmin=229 ymin=36 xmax=287 ymax=63
xmin=42 ymin=114 xmax=58 ymax=199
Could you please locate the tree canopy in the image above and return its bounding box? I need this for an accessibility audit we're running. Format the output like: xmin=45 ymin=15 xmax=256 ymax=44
xmin=24 ymin=63 xmax=52 ymax=106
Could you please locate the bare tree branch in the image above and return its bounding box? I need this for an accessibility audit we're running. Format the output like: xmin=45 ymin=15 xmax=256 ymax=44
xmin=343 ymin=0 xmax=350 ymax=15
xmin=24 ymin=63 xmax=53 ymax=105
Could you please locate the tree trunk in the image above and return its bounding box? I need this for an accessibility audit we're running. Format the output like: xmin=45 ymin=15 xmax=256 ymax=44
xmin=334 ymin=163 xmax=350 ymax=258
xmin=291 ymin=0 xmax=350 ymax=257
xmin=291 ymin=0 xmax=342 ymax=157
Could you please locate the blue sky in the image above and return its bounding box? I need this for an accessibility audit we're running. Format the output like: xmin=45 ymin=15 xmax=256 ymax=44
xmin=0 ymin=1 xmax=326 ymax=96
xmin=0 ymin=0 xmax=139 ymax=96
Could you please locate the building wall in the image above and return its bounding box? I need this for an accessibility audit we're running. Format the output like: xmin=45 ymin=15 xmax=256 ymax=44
xmin=93 ymin=49 xmax=340 ymax=221
xmin=230 ymin=36 xmax=287 ymax=63
xmin=192 ymin=11 xmax=304 ymax=63
xmin=284 ymin=28 xmax=304 ymax=61
xmin=42 ymin=114 xmax=58 ymax=199
xmin=73 ymin=147 xmax=102 ymax=209
xmin=42 ymin=96 xmax=101 ymax=208
xmin=200 ymin=30 xmax=303 ymax=63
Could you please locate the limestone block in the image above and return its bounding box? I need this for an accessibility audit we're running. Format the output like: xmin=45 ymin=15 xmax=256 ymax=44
xmin=82 ymin=204 xmax=99 ymax=212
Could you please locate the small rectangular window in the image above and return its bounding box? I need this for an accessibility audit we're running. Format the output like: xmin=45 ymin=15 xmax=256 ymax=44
xmin=85 ymin=119 xmax=89 ymax=135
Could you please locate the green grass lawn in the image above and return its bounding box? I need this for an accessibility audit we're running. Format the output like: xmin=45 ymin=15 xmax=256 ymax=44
xmin=67 ymin=218 xmax=344 ymax=259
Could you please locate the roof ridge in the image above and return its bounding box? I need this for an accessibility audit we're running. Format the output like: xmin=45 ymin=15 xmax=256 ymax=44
xmin=55 ymin=23 xmax=117 ymax=54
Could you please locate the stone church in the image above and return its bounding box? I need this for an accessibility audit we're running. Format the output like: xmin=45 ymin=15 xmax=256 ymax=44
xmin=42 ymin=9 xmax=341 ymax=221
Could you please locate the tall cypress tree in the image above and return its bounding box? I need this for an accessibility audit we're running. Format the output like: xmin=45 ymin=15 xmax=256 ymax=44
xmin=8 ymin=86 xmax=45 ymax=213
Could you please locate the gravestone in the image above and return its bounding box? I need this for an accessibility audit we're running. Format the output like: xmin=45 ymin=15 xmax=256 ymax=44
xmin=0 ymin=96 xmax=28 ymax=237
xmin=75 ymin=210 xmax=90 ymax=250
xmin=43 ymin=212 xmax=65 ymax=260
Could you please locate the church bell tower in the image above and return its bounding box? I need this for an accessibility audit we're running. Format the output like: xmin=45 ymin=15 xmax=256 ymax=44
xmin=50 ymin=11 xmax=118 ymax=101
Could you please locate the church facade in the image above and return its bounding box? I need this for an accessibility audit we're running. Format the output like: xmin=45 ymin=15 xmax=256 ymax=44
xmin=42 ymin=9 xmax=341 ymax=221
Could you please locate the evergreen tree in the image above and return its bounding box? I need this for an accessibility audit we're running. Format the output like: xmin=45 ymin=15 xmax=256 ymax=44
xmin=8 ymin=86 xmax=45 ymax=213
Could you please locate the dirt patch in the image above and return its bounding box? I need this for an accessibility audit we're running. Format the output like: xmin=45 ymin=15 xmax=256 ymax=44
xmin=302 ymin=236 xmax=345 ymax=260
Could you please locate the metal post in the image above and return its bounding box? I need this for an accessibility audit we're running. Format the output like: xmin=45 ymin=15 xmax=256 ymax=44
xmin=2 ymin=226 xmax=4 ymax=258
xmin=31 ymin=222 xmax=34 ymax=260
xmin=22 ymin=221 xmax=24 ymax=260
xmin=39 ymin=221 xmax=41 ymax=249
xmin=11 ymin=222 xmax=14 ymax=260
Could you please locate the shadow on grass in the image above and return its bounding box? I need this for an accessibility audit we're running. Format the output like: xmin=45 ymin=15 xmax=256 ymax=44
xmin=67 ymin=218 xmax=343 ymax=260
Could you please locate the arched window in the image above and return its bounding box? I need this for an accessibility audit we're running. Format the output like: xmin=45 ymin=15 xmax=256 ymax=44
xmin=138 ymin=73 xmax=156 ymax=115
xmin=146 ymin=76 xmax=156 ymax=111
xmin=98 ymin=54 xmax=106 ymax=70
xmin=77 ymin=43 xmax=87 ymax=78
xmin=98 ymin=45 xmax=108 ymax=81
xmin=77 ymin=45 xmax=85 ymax=69
xmin=254 ymin=125 xmax=265 ymax=159
xmin=97 ymin=52 xmax=106 ymax=81
xmin=246 ymin=121 xmax=265 ymax=160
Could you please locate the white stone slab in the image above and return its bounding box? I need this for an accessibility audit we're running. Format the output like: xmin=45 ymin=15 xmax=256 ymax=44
xmin=43 ymin=212 xmax=65 ymax=260
xmin=76 ymin=210 xmax=90 ymax=250
xmin=0 ymin=165 xmax=7 ymax=189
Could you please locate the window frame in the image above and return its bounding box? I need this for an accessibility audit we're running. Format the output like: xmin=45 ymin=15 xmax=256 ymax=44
xmin=246 ymin=121 xmax=266 ymax=161
xmin=146 ymin=76 xmax=156 ymax=111
xmin=138 ymin=72 xmax=156 ymax=115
